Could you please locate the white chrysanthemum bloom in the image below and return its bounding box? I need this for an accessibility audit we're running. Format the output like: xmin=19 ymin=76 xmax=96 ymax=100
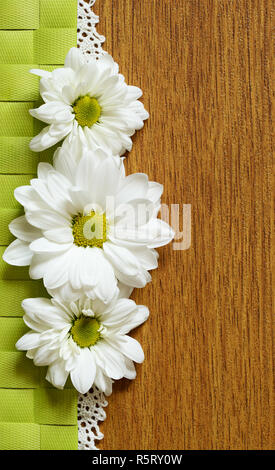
xmin=16 ymin=293 xmax=149 ymax=394
xmin=3 ymin=146 xmax=174 ymax=303
xmin=29 ymin=47 xmax=149 ymax=155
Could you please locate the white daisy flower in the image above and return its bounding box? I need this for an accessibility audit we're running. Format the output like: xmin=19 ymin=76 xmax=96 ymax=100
xmin=29 ymin=47 xmax=149 ymax=155
xmin=16 ymin=294 xmax=149 ymax=395
xmin=3 ymin=146 xmax=174 ymax=303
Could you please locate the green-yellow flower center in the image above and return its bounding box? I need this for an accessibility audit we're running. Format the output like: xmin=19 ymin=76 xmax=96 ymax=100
xmin=71 ymin=316 xmax=100 ymax=348
xmin=72 ymin=211 xmax=108 ymax=248
xmin=73 ymin=95 xmax=101 ymax=127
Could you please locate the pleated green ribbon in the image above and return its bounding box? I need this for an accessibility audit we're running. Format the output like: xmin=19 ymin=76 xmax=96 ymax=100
xmin=0 ymin=0 xmax=78 ymax=450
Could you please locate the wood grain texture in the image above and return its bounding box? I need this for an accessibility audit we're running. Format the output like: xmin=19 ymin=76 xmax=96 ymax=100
xmin=93 ymin=0 xmax=273 ymax=450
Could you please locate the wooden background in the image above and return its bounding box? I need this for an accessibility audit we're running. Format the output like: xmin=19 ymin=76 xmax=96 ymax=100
xmin=93 ymin=0 xmax=273 ymax=450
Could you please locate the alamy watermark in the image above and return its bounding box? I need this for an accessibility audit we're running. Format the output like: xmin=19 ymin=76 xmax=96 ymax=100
xmin=82 ymin=198 xmax=191 ymax=251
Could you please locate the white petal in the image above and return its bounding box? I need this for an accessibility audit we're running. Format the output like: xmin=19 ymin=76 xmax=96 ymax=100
xmin=93 ymin=74 xmax=122 ymax=99
xmin=93 ymin=368 xmax=113 ymax=396
xmin=22 ymin=314 xmax=45 ymax=333
xmin=115 ymin=198 xmax=156 ymax=228
xmin=46 ymin=359 xmax=69 ymax=389
xmin=68 ymin=188 xmax=91 ymax=212
xmin=61 ymin=85 xmax=78 ymax=105
xmin=91 ymin=157 xmax=121 ymax=207
xmin=100 ymin=298 xmax=137 ymax=325
xmin=111 ymin=335 xmax=144 ymax=363
xmin=90 ymin=296 xmax=115 ymax=316
xmin=53 ymin=144 xmax=77 ymax=182
xmin=103 ymin=242 xmax=140 ymax=277
xmin=37 ymin=162 xmax=54 ymax=180
xmin=103 ymin=241 xmax=151 ymax=288
xmin=22 ymin=298 xmax=70 ymax=329
xmin=30 ymin=173 xmax=74 ymax=218
xmin=30 ymin=68 xmax=51 ymax=78
xmin=3 ymin=239 xmax=32 ymax=266
xmin=50 ymin=68 xmax=76 ymax=89
xmin=48 ymin=122 xmax=73 ymax=138
xmin=25 ymin=210 xmax=70 ymax=231
xmin=102 ymin=109 xmax=143 ymax=131
xmin=101 ymin=300 xmax=149 ymax=335
xmin=125 ymin=85 xmax=143 ymax=101
xmin=68 ymin=246 xmax=87 ymax=290
xmin=116 ymin=173 xmax=148 ymax=206
xmin=14 ymin=185 xmax=47 ymax=212
xmin=116 ymin=130 xmax=133 ymax=153
xmin=64 ymin=47 xmax=84 ymax=70
xmin=30 ymin=102 xmax=73 ymax=125
xmin=84 ymin=248 xmax=118 ymax=303
xmin=30 ymin=179 xmax=56 ymax=209
xmin=22 ymin=297 xmax=49 ymax=313
xmin=33 ymin=343 xmax=59 ymax=366
xmin=128 ymin=99 xmax=149 ymax=120
xmin=9 ymin=216 xmax=41 ymax=243
xmin=44 ymin=227 xmax=73 ymax=244
xmin=118 ymin=305 xmax=149 ymax=335
xmin=129 ymin=246 xmax=159 ymax=270
xmin=70 ymin=348 xmax=96 ymax=394
xmin=46 ymin=173 xmax=75 ymax=214
xmin=147 ymin=182 xmax=163 ymax=203
xmin=123 ymin=358 xmax=136 ymax=380
xmin=75 ymin=155 xmax=97 ymax=191
xmin=48 ymin=283 xmax=82 ymax=303
xmin=111 ymin=219 xmax=174 ymax=249
xmin=117 ymin=282 xmax=133 ymax=299
xmin=43 ymin=252 xmax=71 ymax=290
xmin=85 ymin=124 xmax=123 ymax=155
xmin=146 ymin=219 xmax=175 ymax=248
xmin=29 ymin=123 xmax=72 ymax=152
xmin=30 ymin=237 xmax=71 ymax=254
xmin=16 ymin=331 xmax=41 ymax=351
xmin=94 ymin=342 xmax=125 ymax=380
xmin=98 ymin=53 xmax=119 ymax=75
xmin=26 ymin=349 xmax=36 ymax=359
xmin=116 ymin=267 xmax=151 ymax=289
xmin=29 ymin=251 xmax=70 ymax=289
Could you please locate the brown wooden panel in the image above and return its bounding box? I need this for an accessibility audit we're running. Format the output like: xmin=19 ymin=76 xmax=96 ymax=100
xmin=97 ymin=0 xmax=273 ymax=450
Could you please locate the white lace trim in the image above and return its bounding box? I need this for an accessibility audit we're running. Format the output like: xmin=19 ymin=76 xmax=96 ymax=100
xmin=78 ymin=387 xmax=108 ymax=450
xmin=77 ymin=1 xmax=108 ymax=450
xmin=77 ymin=0 xmax=106 ymax=60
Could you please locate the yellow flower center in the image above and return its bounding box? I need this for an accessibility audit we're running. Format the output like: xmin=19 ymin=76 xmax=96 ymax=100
xmin=72 ymin=211 xmax=107 ymax=248
xmin=73 ymin=95 xmax=101 ymax=127
xmin=71 ymin=316 xmax=100 ymax=348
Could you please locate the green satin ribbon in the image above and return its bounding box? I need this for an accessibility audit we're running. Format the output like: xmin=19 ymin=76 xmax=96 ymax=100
xmin=0 ymin=281 xmax=47 ymax=314
xmin=0 ymin=0 xmax=78 ymax=450
xmin=0 ymin=0 xmax=40 ymax=30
